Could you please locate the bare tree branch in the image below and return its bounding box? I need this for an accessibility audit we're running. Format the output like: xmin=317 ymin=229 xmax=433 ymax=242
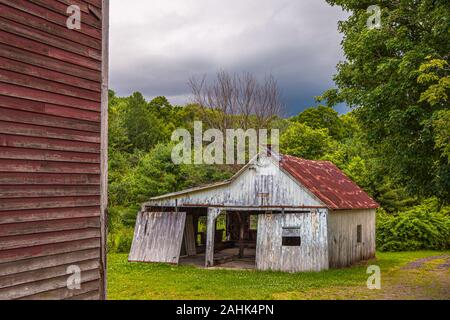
xmin=189 ymin=71 xmax=284 ymax=132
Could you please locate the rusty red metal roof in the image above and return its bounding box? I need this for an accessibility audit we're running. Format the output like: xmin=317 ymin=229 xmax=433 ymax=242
xmin=280 ymin=155 xmax=379 ymax=210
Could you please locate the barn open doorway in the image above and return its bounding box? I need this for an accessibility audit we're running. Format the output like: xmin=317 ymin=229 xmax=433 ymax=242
xmin=179 ymin=210 xmax=258 ymax=270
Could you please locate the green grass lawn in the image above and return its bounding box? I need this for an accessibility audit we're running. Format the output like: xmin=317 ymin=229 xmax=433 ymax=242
xmin=107 ymin=251 xmax=450 ymax=300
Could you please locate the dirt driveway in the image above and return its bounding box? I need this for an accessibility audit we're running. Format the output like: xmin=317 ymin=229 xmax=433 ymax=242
xmin=296 ymin=255 xmax=450 ymax=300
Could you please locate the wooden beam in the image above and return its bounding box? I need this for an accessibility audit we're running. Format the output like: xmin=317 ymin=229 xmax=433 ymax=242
xmin=205 ymin=208 xmax=221 ymax=268
xmin=150 ymin=204 xmax=326 ymax=211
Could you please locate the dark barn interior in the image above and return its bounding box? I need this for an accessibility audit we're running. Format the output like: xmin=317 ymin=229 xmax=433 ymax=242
xmin=148 ymin=207 xmax=260 ymax=270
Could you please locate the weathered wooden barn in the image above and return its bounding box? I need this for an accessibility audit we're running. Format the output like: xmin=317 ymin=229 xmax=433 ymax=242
xmin=0 ymin=0 xmax=109 ymax=299
xmin=130 ymin=151 xmax=379 ymax=272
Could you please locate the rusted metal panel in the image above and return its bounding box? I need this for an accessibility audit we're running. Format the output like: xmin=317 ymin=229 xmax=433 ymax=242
xmin=129 ymin=212 xmax=187 ymax=264
xmin=327 ymin=209 xmax=376 ymax=268
xmin=280 ymin=155 xmax=379 ymax=210
xmin=256 ymin=209 xmax=329 ymax=272
xmin=0 ymin=0 xmax=107 ymax=300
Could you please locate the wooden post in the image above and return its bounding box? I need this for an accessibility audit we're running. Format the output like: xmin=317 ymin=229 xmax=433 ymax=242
xmin=205 ymin=208 xmax=221 ymax=267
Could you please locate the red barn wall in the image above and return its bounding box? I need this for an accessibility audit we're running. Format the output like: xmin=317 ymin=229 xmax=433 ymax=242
xmin=0 ymin=0 xmax=108 ymax=300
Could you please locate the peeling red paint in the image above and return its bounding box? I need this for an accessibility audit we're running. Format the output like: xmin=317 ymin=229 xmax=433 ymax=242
xmin=280 ymin=155 xmax=379 ymax=210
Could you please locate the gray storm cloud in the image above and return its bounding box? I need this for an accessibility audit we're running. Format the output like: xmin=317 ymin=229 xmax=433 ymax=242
xmin=109 ymin=0 xmax=349 ymax=115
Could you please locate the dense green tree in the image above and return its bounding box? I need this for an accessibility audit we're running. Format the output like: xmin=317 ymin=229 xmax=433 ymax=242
xmin=417 ymin=57 xmax=450 ymax=107
xmin=430 ymin=109 xmax=450 ymax=161
xmin=321 ymin=0 xmax=450 ymax=203
xmin=280 ymin=122 xmax=335 ymax=159
xmin=291 ymin=105 xmax=345 ymax=139
xmin=122 ymin=92 xmax=171 ymax=152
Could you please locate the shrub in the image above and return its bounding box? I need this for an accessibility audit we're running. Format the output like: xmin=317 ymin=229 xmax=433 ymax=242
xmin=108 ymin=227 xmax=135 ymax=253
xmin=377 ymin=200 xmax=450 ymax=252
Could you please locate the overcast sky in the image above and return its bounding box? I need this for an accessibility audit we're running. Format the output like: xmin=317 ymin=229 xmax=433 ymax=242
xmin=109 ymin=0 xmax=349 ymax=116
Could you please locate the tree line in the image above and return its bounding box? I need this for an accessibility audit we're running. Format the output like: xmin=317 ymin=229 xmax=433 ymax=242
xmin=107 ymin=0 xmax=449 ymax=253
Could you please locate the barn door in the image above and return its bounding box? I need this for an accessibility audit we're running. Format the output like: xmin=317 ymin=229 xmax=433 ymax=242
xmin=129 ymin=211 xmax=186 ymax=264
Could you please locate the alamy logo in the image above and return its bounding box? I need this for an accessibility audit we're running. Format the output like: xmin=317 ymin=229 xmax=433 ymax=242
xmin=367 ymin=5 xmax=381 ymax=30
xmin=66 ymin=5 xmax=81 ymax=30
xmin=171 ymin=122 xmax=279 ymax=165
xmin=366 ymin=265 xmax=381 ymax=290
xmin=66 ymin=265 xmax=81 ymax=290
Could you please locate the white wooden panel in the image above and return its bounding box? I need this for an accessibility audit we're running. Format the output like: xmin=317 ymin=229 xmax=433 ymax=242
xmin=256 ymin=209 xmax=329 ymax=272
xmin=128 ymin=211 xmax=186 ymax=264
xmin=327 ymin=209 xmax=376 ymax=268
xmin=183 ymin=214 xmax=196 ymax=256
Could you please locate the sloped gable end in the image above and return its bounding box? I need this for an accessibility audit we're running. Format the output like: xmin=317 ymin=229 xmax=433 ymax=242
xmin=146 ymin=158 xmax=324 ymax=208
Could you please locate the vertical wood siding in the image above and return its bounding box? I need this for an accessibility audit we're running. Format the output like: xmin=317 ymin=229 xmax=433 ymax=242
xmin=327 ymin=209 xmax=376 ymax=268
xmin=0 ymin=0 xmax=106 ymax=300
xmin=129 ymin=212 xmax=187 ymax=264
xmin=256 ymin=210 xmax=329 ymax=272
xmin=183 ymin=214 xmax=197 ymax=257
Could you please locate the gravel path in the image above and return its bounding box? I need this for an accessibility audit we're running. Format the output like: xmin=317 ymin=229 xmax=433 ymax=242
xmin=402 ymin=255 xmax=450 ymax=270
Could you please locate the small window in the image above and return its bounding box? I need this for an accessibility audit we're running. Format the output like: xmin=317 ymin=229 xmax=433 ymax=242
xmin=282 ymin=227 xmax=301 ymax=247
xmin=357 ymin=225 xmax=362 ymax=243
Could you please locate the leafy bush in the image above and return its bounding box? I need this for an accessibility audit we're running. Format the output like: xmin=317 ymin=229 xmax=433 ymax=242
xmin=108 ymin=227 xmax=135 ymax=253
xmin=377 ymin=200 xmax=450 ymax=252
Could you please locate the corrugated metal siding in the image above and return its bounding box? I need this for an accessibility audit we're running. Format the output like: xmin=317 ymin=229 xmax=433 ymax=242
xmin=0 ymin=0 xmax=106 ymax=300
xmin=327 ymin=209 xmax=376 ymax=268
xmin=256 ymin=209 xmax=329 ymax=272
